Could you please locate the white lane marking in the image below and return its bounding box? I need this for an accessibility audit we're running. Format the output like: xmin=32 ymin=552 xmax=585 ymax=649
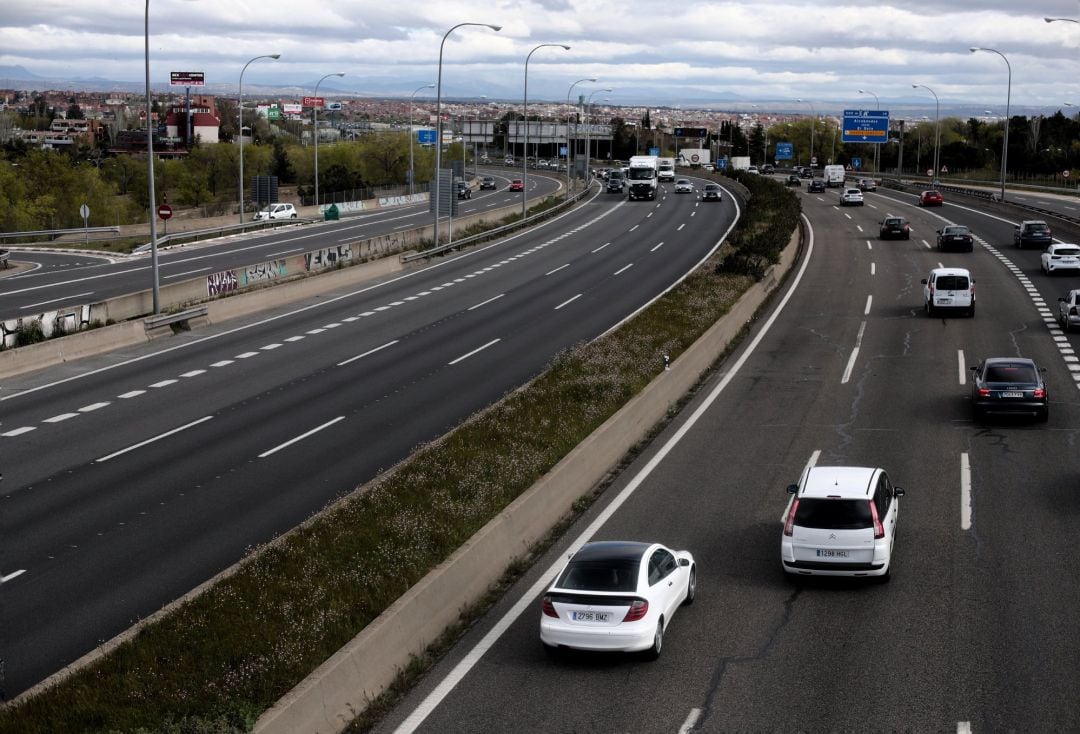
xmin=284 ymin=336 xmax=306 ymax=342
xmin=864 ymin=295 xmax=873 ymax=315
xmin=554 ymin=294 xmax=582 ymax=310
xmin=235 ymin=352 xmax=259 ymax=359
xmin=96 ymin=416 xmax=214 ymax=463
xmin=958 ymin=350 xmax=966 ymax=385
xmin=448 ymin=339 xmax=501 ymax=366
xmin=468 ymin=294 xmax=505 ymax=311
xmin=261 ymin=344 xmax=282 ymax=351
xmin=844 ymin=213 xmax=852 ymax=220
xmin=258 ymin=416 xmax=346 ymax=458
xmin=42 ymin=412 xmax=79 ymax=423
xmin=392 ymin=211 xmax=816 ymax=734
xmin=78 ymin=402 xmax=110 ymax=413
xmin=545 ymin=264 xmax=570 ymax=276
xmin=677 ymin=223 xmax=686 ymax=231
xmin=591 ymin=242 xmax=611 ymax=253
xmin=651 ymin=242 xmax=664 ymax=252
xmin=961 ymin=453 xmax=972 ymax=531
xmin=338 ymin=340 xmax=400 ymax=367
xmin=958 ymin=723 xmax=972 ymax=734
xmin=22 ymin=291 xmax=95 ymax=309
xmin=1 ymin=570 xmax=27 ymax=583
xmin=163 ymin=267 xmax=212 ymax=280
xmin=629 ymin=224 xmax=639 ymax=232
xmin=614 ymin=263 xmax=634 ymax=276
xmin=267 ymin=248 xmax=303 ymax=257
xmin=856 ymin=225 xmax=864 ymax=233
xmin=678 ymin=708 xmax=702 ymax=734
xmin=180 ymin=370 xmax=206 ymax=378
xmin=210 ymin=360 xmax=234 ymax=368
xmin=866 ymin=241 xmax=872 ymax=250
xmin=2 ymin=427 xmax=36 ymax=437
xmin=923 ymin=240 xmax=931 ymax=249
xmin=118 ymin=390 xmax=146 ymax=398
xmin=149 ymin=379 xmax=177 ymax=388
xmin=841 ymin=321 xmax=867 ymax=384
xmin=870 ymin=262 xmax=876 ymax=276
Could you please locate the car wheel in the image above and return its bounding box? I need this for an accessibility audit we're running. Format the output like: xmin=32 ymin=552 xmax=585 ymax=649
xmin=682 ymin=566 xmax=697 ymax=606
xmin=1038 ymin=407 xmax=1049 ymax=423
xmin=542 ymin=642 xmax=561 ymax=659
xmin=967 ymin=305 xmax=975 ymax=317
xmin=643 ymin=619 xmax=664 ymax=661
xmin=876 ymin=566 xmax=892 ymax=584
xmin=973 ymin=405 xmax=986 ymax=422
xmin=926 ymin=301 xmax=935 ymax=317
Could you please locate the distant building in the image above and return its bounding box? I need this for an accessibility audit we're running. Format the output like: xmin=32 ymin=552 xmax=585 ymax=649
xmin=164 ymin=94 xmax=220 ymax=146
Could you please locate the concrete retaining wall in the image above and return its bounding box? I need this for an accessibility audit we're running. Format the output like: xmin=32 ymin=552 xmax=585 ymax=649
xmin=254 ymin=225 xmax=803 ymax=734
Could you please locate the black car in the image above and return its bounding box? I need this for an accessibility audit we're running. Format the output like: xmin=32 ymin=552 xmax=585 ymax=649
xmin=455 ymin=180 xmax=472 ymax=199
xmin=702 ymin=183 xmax=723 ymax=201
xmin=785 ymin=174 xmax=801 ymax=187
xmin=808 ymin=178 xmax=826 ymax=193
xmin=798 ymin=167 xmax=814 ymax=179
xmin=971 ymin=357 xmax=1048 ymax=422
xmin=880 ymin=217 xmax=910 ymax=240
xmin=937 ymin=225 xmax=974 ymax=252
xmin=479 ymin=176 xmax=497 ymax=190
xmin=607 ymin=174 xmax=625 ymax=193
xmin=760 ymin=164 xmax=775 ymax=175
xmin=1014 ymin=220 xmax=1052 ymax=249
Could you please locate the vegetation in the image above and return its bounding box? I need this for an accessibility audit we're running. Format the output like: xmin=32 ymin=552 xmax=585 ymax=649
xmin=0 ymin=174 xmax=799 ymax=734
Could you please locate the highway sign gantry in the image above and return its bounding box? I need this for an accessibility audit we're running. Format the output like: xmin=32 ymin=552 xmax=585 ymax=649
xmin=842 ymin=109 xmax=890 ymax=144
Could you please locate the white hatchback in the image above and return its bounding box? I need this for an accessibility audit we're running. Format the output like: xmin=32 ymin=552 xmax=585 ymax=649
xmin=840 ymin=188 xmax=864 ymax=206
xmin=1041 ymin=244 xmax=1080 ymax=275
xmin=253 ymin=202 xmax=297 ymax=221
xmin=781 ymin=466 xmax=905 ymax=581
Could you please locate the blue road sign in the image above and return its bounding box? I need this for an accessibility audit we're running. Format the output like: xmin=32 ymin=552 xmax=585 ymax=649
xmin=842 ymin=110 xmax=889 ymax=144
xmin=648 ymin=147 xmax=660 ymax=156
xmin=559 ymin=145 xmax=567 ymax=156
xmin=717 ymin=157 xmax=728 ymax=170
xmin=851 ymin=157 xmax=862 ymax=170
xmin=417 ymin=129 xmax=437 ymax=144
xmin=775 ymin=142 xmax=794 ymax=160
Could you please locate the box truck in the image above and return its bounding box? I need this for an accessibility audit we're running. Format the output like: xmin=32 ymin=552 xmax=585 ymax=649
xmin=627 ymin=155 xmax=659 ymax=200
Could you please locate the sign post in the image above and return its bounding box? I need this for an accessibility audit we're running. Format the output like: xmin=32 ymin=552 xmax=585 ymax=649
xmin=79 ymin=203 xmax=90 ymax=245
xmin=157 ymin=203 xmax=173 ymax=235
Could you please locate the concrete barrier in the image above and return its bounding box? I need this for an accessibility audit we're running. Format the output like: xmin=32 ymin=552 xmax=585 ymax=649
xmin=254 ymin=225 xmax=803 ymax=734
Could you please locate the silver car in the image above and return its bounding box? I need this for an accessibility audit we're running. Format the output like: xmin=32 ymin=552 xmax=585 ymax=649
xmin=1059 ymin=289 xmax=1080 ymax=332
xmin=674 ymin=179 xmax=694 ymax=193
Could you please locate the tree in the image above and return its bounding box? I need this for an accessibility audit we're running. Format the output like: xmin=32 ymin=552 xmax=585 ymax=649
xmin=66 ymin=103 xmax=85 ymax=120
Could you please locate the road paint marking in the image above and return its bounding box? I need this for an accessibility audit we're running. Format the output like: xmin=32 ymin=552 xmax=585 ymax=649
xmin=163 ymin=267 xmax=212 ymax=280
xmin=961 ymin=453 xmax=972 ymax=531
xmin=448 ymin=338 xmax=501 ymax=366
xmin=267 ymin=248 xmax=303 ymax=257
xmin=22 ymin=291 xmax=95 ymax=309
xmin=591 ymin=242 xmax=611 ymax=253
xmin=545 ymin=264 xmax=570 ymax=276
xmin=651 ymin=242 xmax=664 ymax=252
xmin=259 ymin=416 xmax=346 ymax=458
xmin=468 ymin=294 xmax=505 ymax=311
xmin=261 ymin=343 xmax=282 ymax=351
xmin=118 ymin=390 xmax=146 ymax=398
xmin=2 ymin=427 xmax=36 ymax=437
xmin=923 ymin=240 xmax=931 ymax=249
xmin=235 ymin=352 xmax=259 ymax=359
xmin=97 ymin=416 xmax=214 ymax=463
xmin=677 ymin=223 xmax=686 ymax=231
xmin=78 ymin=402 xmax=110 ymax=412
xmin=678 ymin=708 xmax=702 ymax=734
xmin=856 ymin=225 xmax=864 ymax=233
xmin=1 ymin=570 xmax=26 ymax=583
xmin=958 ymin=723 xmax=972 ymax=733
xmin=864 ymin=295 xmax=873 ymax=315
xmin=866 ymin=240 xmax=872 ymax=250
xmin=614 ymin=263 xmax=634 ymax=276
xmin=307 ymin=328 xmax=327 ymax=334
xmin=338 ymin=340 xmax=400 ymax=366
xmin=958 ymin=350 xmax=966 ymax=385
xmin=871 ymin=262 xmax=876 ymax=275
xmin=210 ymin=360 xmax=234 ymax=367
xmin=149 ymin=379 xmax=177 ymax=388
xmin=841 ymin=321 xmax=866 ymax=384
xmin=844 ymin=213 xmax=852 ymax=220
xmin=393 ymin=211 xmax=816 ymax=734
xmin=629 ymin=224 xmax=639 ymax=231
xmin=555 ymin=294 xmax=582 ymax=310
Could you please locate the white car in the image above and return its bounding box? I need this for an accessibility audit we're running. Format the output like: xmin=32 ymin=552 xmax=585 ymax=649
xmin=540 ymin=540 xmax=695 ymax=659
xmin=673 ymin=179 xmax=694 ymax=193
xmin=253 ymin=202 xmax=297 ymax=221
xmin=922 ymin=267 xmax=975 ymax=317
xmin=781 ymin=466 xmax=905 ymax=581
xmin=839 ymin=188 xmax=864 ymax=206
xmin=1041 ymin=243 xmax=1080 ymax=275
xmin=746 ymin=166 xmax=760 ymax=174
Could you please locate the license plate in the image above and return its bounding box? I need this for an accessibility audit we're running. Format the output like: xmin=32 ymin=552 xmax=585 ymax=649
xmin=1001 ymin=391 xmax=1024 ymax=398
xmin=937 ymin=298 xmax=953 ymax=305
xmin=572 ymin=611 xmax=610 ymax=622
xmin=816 ymin=549 xmax=849 ymax=558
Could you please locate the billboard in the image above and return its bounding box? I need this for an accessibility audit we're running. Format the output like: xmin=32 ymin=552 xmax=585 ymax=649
xmin=842 ymin=110 xmax=889 ymax=144
xmin=282 ymin=103 xmax=303 ymax=114
xmin=170 ymin=71 xmax=204 ymax=86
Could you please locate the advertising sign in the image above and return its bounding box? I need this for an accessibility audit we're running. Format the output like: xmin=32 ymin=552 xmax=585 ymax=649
xmin=282 ymin=103 xmax=303 ymax=114
xmin=775 ymin=142 xmax=794 ymax=160
xmin=302 ymin=96 xmax=325 ymax=108
xmin=842 ymin=110 xmax=890 ymax=144
xmin=326 ymin=102 xmax=343 ymax=111
xmin=170 ymin=71 xmax=204 ymax=86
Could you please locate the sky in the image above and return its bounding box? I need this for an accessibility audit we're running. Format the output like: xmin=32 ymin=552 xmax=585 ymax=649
xmin=2 ymin=0 xmax=1080 ymax=112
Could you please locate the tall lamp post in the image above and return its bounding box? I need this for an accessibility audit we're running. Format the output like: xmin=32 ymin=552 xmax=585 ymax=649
xmin=408 ymin=83 xmax=435 ymax=196
xmin=970 ymin=47 xmax=1012 ymax=203
xmin=566 ymin=77 xmax=597 ymax=199
xmin=857 ymin=89 xmax=880 ymax=174
xmin=584 ymin=88 xmax=613 ymax=173
xmin=522 ymin=43 xmax=570 ymax=220
xmin=144 ymin=0 xmax=160 ymax=313
xmin=796 ymin=98 xmax=816 ymax=168
xmin=312 ymin=72 xmax=345 ymax=209
xmin=912 ymin=84 xmax=940 ymax=184
xmin=238 ymin=53 xmax=280 ymax=224
xmin=1045 ymin=16 xmax=1080 ymax=24
xmin=433 ymin=23 xmax=501 ymax=248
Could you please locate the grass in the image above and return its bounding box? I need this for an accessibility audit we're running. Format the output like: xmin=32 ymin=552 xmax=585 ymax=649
xmin=0 ymin=171 xmax=799 ymax=733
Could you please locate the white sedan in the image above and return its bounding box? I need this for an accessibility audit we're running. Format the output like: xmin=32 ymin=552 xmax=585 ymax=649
xmin=540 ymin=540 xmax=695 ymax=660
xmin=1041 ymin=243 xmax=1080 ymax=275
xmin=673 ymin=179 xmax=694 ymax=193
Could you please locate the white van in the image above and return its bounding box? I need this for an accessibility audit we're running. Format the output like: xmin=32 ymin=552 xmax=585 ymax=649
xmin=922 ymin=267 xmax=975 ymax=317
xmin=824 ymin=164 xmax=846 ymax=187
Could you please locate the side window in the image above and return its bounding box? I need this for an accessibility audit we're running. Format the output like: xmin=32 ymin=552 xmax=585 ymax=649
xmin=648 ymin=551 xmax=663 ymax=585
xmin=877 ymin=474 xmax=892 ymax=515
xmin=649 ymin=550 xmax=677 ymax=585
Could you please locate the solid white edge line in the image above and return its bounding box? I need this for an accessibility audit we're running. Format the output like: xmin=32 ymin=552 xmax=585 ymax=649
xmin=961 ymin=452 xmax=972 ymax=531
xmin=958 ymin=349 xmax=966 ymax=385
xmin=96 ymin=416 xmax=214 ymax=463
xmin=392 ymin=212 xmax=817 ymax=734
xmin=678 ymin=707 xmax=702 ymax=734
xmin=448 ymin=338 xmax=501 ymax=366
xmin=338 ymin=340 xmax=400 ymax=367
xmin=841 ymin=321 xmax=867 ymax=385
xmin=468 ymin=294 xmax=505 ymax=311
xmin=259 ymin=416 xmax=346 ymax=459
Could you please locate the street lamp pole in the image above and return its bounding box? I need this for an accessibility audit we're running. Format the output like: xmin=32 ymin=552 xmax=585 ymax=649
xmin=584 ymin=88 xmax=613 ymax=180
xmin=970 ymin=47 xmax=1012 ymax=202
xmin=522 ymin=43 xmax=570 ymax=220
xmin=912 ymin=84 xmax=940 ymax=184
xmin=566 ymin=77 xmax=597 ymax=199
xmin=796 ymin=98 xmax=815 ymax=168
xmin=409 ymin=83 xmax=434 ymax=196
xmin=857 ymin=89 xmax=880 ymax=174
xmin=433 ymin=23 xmax=501 ymax=248
xmin=238 ymin=53 xmax=280 ymax=224
xmin=144 ymin=0 xmax=160 ymax=313
xmin=312 ymin=72 xmax=345 ymax=209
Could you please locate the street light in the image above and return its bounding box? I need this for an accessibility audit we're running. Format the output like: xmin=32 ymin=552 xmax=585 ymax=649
xmin=796 ymin=98 xmax=815 ymax=168
xmin=144 ymin=0 xmax=160 ymax=313
xmin=312 ymin=72 xmax=345 ymax=209
xmin=1045 ymin=16 xmax=1080 ymax=23
xmin=857 ymin=89 xmax=880 ymax=174
xmin=522 ymin=43 xmax=571 ymax=220
xmin=433 ymin=22 xmax=501 ymax=248
xmin=970 ymin=47 xmax=1012 ymax=202
xmin=911 ymin=84 xmax=940 ymax=184
xmin=238 ymin=53 xmax=280 ymax=224
xmin=468 ymin=96 xmax=487 ymax=177
xmin=409 ymin=83 xmax=435 ymax=196
xmin=584 ymin=89 xmax=613 ymax=173
xmin=566 ymin=77 xmax=597 ymax=199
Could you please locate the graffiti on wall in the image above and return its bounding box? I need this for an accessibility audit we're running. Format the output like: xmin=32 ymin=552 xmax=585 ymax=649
xmin=304 ymin=245 xmax=354 ymax=272
xmin=207 ymin=270 xmax=238 ymax=296
xmin=240 ymin=260 xmax=287 ymax=286
xmin=0 ymin=304 xmax=92 ymax=349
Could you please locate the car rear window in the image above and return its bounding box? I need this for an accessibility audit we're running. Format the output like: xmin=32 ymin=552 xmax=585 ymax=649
xmin=985 ymin=364 xmax=1037 ymax=382
xmin=793 ymin=498 xmax=873 ymax=530
xmin=1056 ymin=247 xmax=1080 ymax=256
xmin=1026 ymin=223 xmax=1049 ymax=232
xmin=935 ymin=275 xmax=969 ymax=290
xmin=556 ymin=560 xmax=638 ymax=592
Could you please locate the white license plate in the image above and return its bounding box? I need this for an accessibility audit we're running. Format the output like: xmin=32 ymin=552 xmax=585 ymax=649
xmin=816 ymin=549 xmax=849 ymax=558
xmin=1001 ymin=391 xmax=1024 ymax=398
xmin=572 ymin=611 xmax=610 ymax=622
xmin=936 ymin=298 xmax=953 ymax=305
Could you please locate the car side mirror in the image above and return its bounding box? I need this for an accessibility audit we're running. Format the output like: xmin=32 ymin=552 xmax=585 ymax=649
xmin=1060 ymin=297 xmax=1067 ymax=302
xmin=679 ymin=558 xmax=691 ymax=567
xmin=921 ymin=279 xmax=928 ymax=285
xmin=786 ymin=483 xmax=799 ymax=494
xmin=970 ymin=365 xmax=978 ymax=371
xmin=936 ymin=230 xmax=942 ymax=235
xmin=894 ymin=487 xmax=905 ymax=497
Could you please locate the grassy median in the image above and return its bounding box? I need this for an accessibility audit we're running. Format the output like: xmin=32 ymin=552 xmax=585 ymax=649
xmin=0 ymin=171 xmax=799 ymax=733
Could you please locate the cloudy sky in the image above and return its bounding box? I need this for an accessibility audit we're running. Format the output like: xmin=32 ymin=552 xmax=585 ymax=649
xmin=3 ymin=0 xmax=1080 ymax=111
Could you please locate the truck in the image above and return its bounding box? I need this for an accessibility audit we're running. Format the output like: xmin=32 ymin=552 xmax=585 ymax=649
xmin=677 ymin=149 xmax=711 ymax=168
xmin=824 ymin=164 xmax=846 ymax=187
xmin=627 ymin=155 xmax=659 ymax=200
xmin=657 ymin=157 xmax=675 ymax=182
xmin=730 ymin=156 xmax=751 ymax=171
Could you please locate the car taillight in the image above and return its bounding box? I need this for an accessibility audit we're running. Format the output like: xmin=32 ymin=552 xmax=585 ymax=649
xmin=1034 ymin=388 xmax=1046 ymax=399
xmin=783 ymin=498 xmax=799 ymax=536
xmin=979 ymin=388 xmax=991 ymax=397
xmin=869 ymin=500 xmax=884 ymax=540
xmin=1071 ymin=307 xmax=1078 ymax=316
xmin=623 ymin=599 xmax=649 ymax=622
xmin=541 ymin=596 xmax=558 ymax=618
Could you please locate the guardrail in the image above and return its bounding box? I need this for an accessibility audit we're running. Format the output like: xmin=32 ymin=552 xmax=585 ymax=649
xmin=0 ymin=226 xmax=121 ymax=242
xmin=879 ymin=175 xmax=1080 ymax=227
xmin=0 ymin=249 xmax=8 ymax=268
xmin=143 ymin=305 xmax=209 ymax=333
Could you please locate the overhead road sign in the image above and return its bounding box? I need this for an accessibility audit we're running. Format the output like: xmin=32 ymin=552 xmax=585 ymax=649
xmin=170 ymin=71 xmax=204 ymax=86
xmin=775 ymin=142 xmax=794 ymax=160
xmin=842 ymin=109 xmax=890 ymax=144
xmin=417 ymin=129 xmax=437 ymax=144
xmin=674 ymin=127 xmax=708 ymax=138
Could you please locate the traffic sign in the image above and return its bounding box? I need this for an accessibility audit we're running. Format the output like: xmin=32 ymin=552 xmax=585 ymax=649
xmin=926 ymin=168 xmax=933 ymax=177
xmin=417 ymin=129 xmax=437 ymax=144
xmin=1064 ymin=170 xmax=1071 ymax=179
xmin=157 ymin=204 xmax=173 ymax=220
xmin=775 ymin=142 xmax=793 ymax=160
xmin=302 ymin=96 xmax=325 ymax=108
xmin=674 ymin=127 xmax=708 ymax=138
xmin=851 ymin=157 xmax=862 ymax=170
xmin=842 ymin=109 xmax=890 ymax=144
xmin=717 ymin=157 xmax=728 ymax=170
xmin=79 ymin=204 xmax=90 ymax=220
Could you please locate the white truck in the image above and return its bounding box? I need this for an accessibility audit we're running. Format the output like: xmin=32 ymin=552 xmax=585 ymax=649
xmin=677 ymin=149 xmax=711 ymax=168
xmin=657 ymin=157 xmax=675 ymax=182
xmin=824 ymin=164 xmax=846 ymax=187
xmin=730 ymin=156 xmax=752 ymax=171
xmin=627 ymin=155 xmax=659 ymax=200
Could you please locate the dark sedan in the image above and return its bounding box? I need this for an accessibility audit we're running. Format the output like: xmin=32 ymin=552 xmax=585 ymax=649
xmin=937 ymin=225 xmax=974 ymax=252
xmin=879 ymin=217 xmax=910 ymax=240
xmin=808 ymin=178 xmax=826 ymax=193
xmin=918 ymin=190 xmax=944 ymax=207
xmin=1014 ymin=220 xmax=1052 ymax=249
xmin=701 ymin=183 xmax=723 ymax=201
xmin=785 ymin=174 xmax=801 ymax=187
xmin=971 ymin=357 xmax=1048 ymax=422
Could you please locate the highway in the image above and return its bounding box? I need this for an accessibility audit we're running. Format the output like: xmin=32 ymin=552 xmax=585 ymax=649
xmin=0 ymin=176 xmax=738 ymax=699
xmin=0 ymin=169 xmax=559 ymax=322
xmin=378 ymin=181 xmax=1080 ymax=732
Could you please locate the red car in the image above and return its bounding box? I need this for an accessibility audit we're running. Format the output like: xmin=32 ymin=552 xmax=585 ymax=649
xmin=509 ymin=179 xmax=524 ymax=192
xmin=918 ymin=190 xmax=944 ymax=207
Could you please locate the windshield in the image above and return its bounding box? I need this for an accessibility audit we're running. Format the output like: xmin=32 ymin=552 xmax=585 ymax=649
xmin=628 ymin=168 xmax=655 ymax=180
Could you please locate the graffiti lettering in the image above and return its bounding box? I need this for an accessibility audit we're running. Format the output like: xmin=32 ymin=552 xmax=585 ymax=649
xmin=207 ymin=270 xmax=238 ymax=296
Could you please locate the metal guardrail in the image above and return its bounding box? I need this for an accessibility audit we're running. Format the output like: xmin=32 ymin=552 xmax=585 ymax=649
xmin=143 ymin=305 xmax=209 ymax=331
xmin=0 ymin=226 xmax=120 ymax=241
xmin=880 ymin=175 xmax=1080 ymax=227
xmin=0 ymin=249 xmax=8 ymax=268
